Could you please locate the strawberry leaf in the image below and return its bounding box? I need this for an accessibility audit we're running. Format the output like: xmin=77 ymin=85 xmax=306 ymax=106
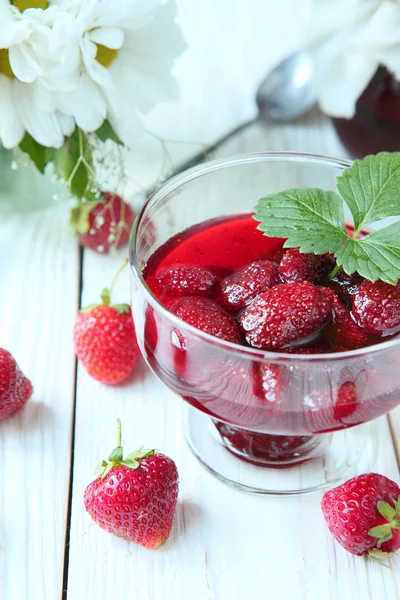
xmin=377 ymin=501 xmax=396 ymax=522
xmin=254 ymin=189 xmax=348 ymax=254
xmin=335 ymin=221 xmax=400 ymax=284
xmin=337 ymin=152 xmax=400 ymax=233
xmin=112 ymin=303 xmax=131 ymax=314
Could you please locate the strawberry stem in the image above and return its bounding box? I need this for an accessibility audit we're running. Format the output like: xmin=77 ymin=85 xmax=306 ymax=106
xmin=109 ymin=258 xmax=129 ymax=298
xmin=329 ymin=264 xmax=340 ymax=280
xmin=116 ymin=418 xmax=122 ymax=448
xmin=100 ymin=259 xmax=129 ymax=306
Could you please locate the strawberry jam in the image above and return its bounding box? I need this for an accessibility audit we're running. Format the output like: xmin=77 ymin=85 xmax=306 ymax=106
xmin=142 ymin=214 xmax=400 ymax=467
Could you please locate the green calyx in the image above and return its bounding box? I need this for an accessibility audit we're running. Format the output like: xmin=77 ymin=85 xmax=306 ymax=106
xmin=70 ymin=201 xmax=101 ymax=235
xmin=80 ymin=258 xmax=130 ymax=314
xmin=95 ymin=419 xmax=155 ymax=479
xmin=368 ymin=496 xmax=400 ymax=550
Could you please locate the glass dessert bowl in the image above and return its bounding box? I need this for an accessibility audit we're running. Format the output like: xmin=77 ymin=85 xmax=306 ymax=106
xmin=129 ymin=152 xmax=400 ymax=495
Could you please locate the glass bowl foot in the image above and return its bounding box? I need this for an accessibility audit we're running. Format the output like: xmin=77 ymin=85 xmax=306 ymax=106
xmin=183 ymin=407 xmax=367 ymax=495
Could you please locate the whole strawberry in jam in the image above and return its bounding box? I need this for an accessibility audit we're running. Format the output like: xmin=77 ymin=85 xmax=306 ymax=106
xmin=155 ymin=265 xmax=216 ymax=297
xmin=352 ymin=280 xmax=400 ymax=336
xmin=322 ymin=473 xmax=400 ymax=556
xmin=175 ymin=296 xmax=241 ymax=343
xmin=322 ymin=288 xmax=369 ymax=350
xmin=238 ymin=281 xmax=332 ymax=351
xmin=278 ymin=248 xmax=334 ymax=285
xmin=217 ymin=260 xmax=278 ymax=312
xmin=73 ymin=260 xmax=141 ymax=384
xmin=84 ymin=420 xmax=179 ymax=549
xmin=0 ymin=349 xmax=33 ymax=420
xmin=71 ymin=192 xmax=135 ymax=253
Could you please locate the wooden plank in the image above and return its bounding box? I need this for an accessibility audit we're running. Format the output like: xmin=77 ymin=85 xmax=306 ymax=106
xmin=0 ymin=208 xmax=79 ymax=600
xmin=67 ymin=113 xmax=400 ymax=599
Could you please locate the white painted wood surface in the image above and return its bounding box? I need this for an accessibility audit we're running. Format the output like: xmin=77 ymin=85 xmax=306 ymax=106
xmin=0 ymin=209 xmax=79 ymax=600
xmin=1 ymin=1 xmax=400 ymax=599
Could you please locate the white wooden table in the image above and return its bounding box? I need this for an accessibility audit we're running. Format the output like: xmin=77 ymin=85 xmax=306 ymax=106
xmin=1 ymin=2 xmax=400 ymax=599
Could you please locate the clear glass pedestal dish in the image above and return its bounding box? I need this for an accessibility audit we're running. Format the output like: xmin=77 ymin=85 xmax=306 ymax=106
xmin=129 ymin=152 xmax=400 ymax=495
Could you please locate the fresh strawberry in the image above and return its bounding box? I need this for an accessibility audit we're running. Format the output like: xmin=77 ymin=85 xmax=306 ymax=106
xmin=238 ymin=281 xmax=331 ymax=350
xmin=352 ymin=280 xmax=400 ymax=335
xmin=175 ymin=296 xmax=241 ymax=343
xmin=71 ymin=192 xmax=135 ymax=253
xmin=321 ymin=473 xmax=400 ymax=556
xmin=0 ymin=349 xmax=33 ymax=420
xmin=84 ymin=420 xmax=178 ymax=549
xmin=73 ymin=261 xmax=141 ymax=384
xmin=217 ymin=260 xmax=279 ymax=312
xmin=323 ymin=288 xmax=369 ymax=350
xmin=278 ymin=249 xmax=334 ymax=285
xmin=328 ymin=268 xmax=363 ymax=306
xmin=155 ymin=265 xmax=216 ymax=297
xmin=333 ymin=381 xmax=358 ymax=420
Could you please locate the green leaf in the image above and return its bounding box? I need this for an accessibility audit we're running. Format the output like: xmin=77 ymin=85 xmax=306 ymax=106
xmin=337 ymin=152 xmax=400 ymax=232
xmin=335 ymin=221 xmax=400 ymax=284
xmin=111 ymin=303 xmax=131 ymax=314
xmin=254 ymin=189 xmax=348 ymax=254
xmin=125 ymin=448 xmax=155 ymax=461
xmin=369 ymin=524 xmax=392 ymax=539
xmin=121 ymin=458 xmax=140 ymax=469
xmin=53 ymin=128 xmax=94 ymax=200
xmin=109 ymin=446 xmax=123 ymax=462
xmin=19 ymin=133 xmax=49 ymax=173
xmin=377 ymin=501 xmax=396 ymax=522
xmin=100 ymin=462 xmax=115 ymax=479
xmin=95 ymin=120 xmax=122 ymax=145
xmin=392 ymin=520 xmax=400 ymax=528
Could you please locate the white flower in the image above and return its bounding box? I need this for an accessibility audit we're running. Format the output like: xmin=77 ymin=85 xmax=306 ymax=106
xmin=51 ymin=0 xmax=187 ymax=145
xmin=307 ymin=0 xmax=400 ymax=118
xmin=0 ymin=1 xmax=74 ymax=148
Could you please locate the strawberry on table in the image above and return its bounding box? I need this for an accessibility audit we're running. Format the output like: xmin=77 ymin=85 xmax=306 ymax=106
xmin=71 ymin=192 xmax=135 ymax=253
xmin=84 ymin=420 xmax=179 ymax=549
xmin=0 ymin=349 xmax=33 ymax=420
xmin=321 ymin=473 xmax=400 ymax=557
xmin=73 ymin=260 xmax=141 ymax=385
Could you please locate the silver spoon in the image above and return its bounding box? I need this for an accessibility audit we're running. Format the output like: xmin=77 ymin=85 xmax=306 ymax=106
xmin=169 ymin=50 xmax=317 ymax=176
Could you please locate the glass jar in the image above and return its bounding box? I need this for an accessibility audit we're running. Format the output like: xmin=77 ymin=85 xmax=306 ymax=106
xmin=332 ymin=67 xmax=400 ymax=158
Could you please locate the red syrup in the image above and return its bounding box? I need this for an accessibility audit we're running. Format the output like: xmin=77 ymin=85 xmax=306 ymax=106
xmin=142 ymin=214 xmax=400 ymax=467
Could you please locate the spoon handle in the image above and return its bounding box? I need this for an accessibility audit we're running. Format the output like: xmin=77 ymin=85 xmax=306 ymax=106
xmin=149 ymin=116 xmax=258 ymax=193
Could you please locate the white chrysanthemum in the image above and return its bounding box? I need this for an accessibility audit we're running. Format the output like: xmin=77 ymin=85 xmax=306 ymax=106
xmin=308 ymin=0 xmax=400 ymax=118
xmin=51 ymin=0 xmax=187 ymax=145
xmin=0 ymin=0 xmax=74 ymax=148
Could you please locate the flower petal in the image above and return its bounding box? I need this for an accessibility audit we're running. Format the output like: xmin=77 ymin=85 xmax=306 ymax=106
xmin=0 ymin=76 xmax=24 ymax=148
xmin=89 ymin=27 xmax=124 ymax=50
